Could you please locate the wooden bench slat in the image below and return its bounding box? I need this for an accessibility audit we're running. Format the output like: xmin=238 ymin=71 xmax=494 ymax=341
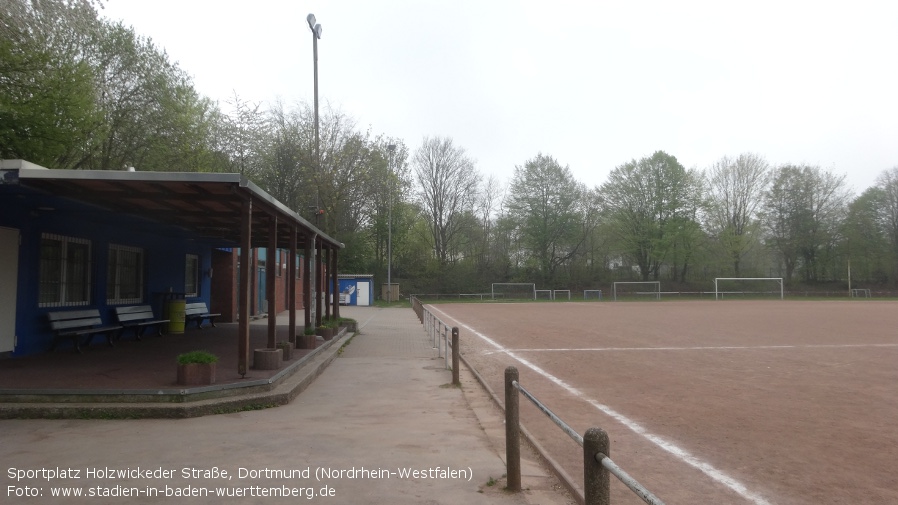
xmin=47 ymin=309 xmax=121 ymax=353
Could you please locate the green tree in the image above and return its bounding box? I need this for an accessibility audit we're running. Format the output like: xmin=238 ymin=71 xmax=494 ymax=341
xmin=505 ymin=154 xmax=591 ymax=286
xmin=0 ymin=0 xmax=101 ymax=165
xmin=763 ymin=165 xmax=850 ymax=282
xmin=600 ymin=151 xmax=703 ymax=281
xmin=842 ymin=187 xmax=890 ymax=284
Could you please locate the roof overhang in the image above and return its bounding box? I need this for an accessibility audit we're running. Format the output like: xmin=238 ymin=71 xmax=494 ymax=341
xmin=7 ymin=165 xmax=342 ymax=250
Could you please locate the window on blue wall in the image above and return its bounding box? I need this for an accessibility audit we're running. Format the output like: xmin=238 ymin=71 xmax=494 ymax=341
xmin=185 ymin=254 xmax=199 ymax=297
xmin=39 ymin=234 xmax=91 ymax=307
xmin=107 ymin=244 xmax=144 ymax=305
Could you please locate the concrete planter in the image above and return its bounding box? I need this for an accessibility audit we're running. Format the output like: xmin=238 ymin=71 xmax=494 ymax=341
xmin=316 ymin=327 xmax=335 ymax=341
xmin=298 ymin=334 xmax=317 ymax=349
xmin=276 ymin=341 xmax=294 ymax=360
xmin=176 ymin=362 xmax=216 ymax=386
xmin=253 ymin=348 xmax=282 ymax=370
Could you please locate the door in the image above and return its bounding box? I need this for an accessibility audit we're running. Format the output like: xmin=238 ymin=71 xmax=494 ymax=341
xmin=357 ymin=281 xmax=370 ymax=306
xmin=0 ymin=227 xmax=19 ymax=353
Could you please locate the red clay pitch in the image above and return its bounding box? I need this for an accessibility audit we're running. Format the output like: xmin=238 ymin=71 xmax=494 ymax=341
xmin=428 ymin=300 xmax=898 ymax=505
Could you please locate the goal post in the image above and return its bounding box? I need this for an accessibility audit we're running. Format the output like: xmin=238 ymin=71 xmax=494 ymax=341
xmin=553 ymin=289 xmax=571 ymax=300
xmin=491 ymin=283 xmax=536 ymax=301
xmin=612 ymin=281 xmax=661 ymax=301
xmin=583 ymin=289 xmax=603 ymax=300
xmin=714 ymin=278 xmax=784 ymax=300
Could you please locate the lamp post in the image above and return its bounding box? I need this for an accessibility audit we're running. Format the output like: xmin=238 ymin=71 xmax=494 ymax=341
xmin=386 ymin=144 xmax=396 ymax=301
xmin=307 ymin=13 xmax=322 ymax=223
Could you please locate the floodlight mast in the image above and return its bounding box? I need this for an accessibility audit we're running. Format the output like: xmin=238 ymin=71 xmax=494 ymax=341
xmin=387 ymin=144 xmax=396 ymax=300
xmin=307 ymin=13 xmax=322 ymax=223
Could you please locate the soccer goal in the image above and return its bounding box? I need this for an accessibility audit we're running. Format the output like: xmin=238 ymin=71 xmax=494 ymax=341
xmin=613 ymin=281 xmax=661 ymax=301
xmin=851 ymin=288 xmax=872 ymax=298
xmin=553 ymin=289 xmax=571 ymax=300
xmin=714 ymin=278 xmax=783 ymax=300
xmin=491 ymin=283 xmax=536 ymax=301
xmin=583 ymin=289 xmax=603 ymax=301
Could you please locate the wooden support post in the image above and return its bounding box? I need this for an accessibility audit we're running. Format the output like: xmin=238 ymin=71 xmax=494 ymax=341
xmin=266 ymin=216 xmax=277 ymax=349
xmin=505 ymin=366 xmax=521 ymax=492
xmin=238 ymin=199 xmax=252 ymax=377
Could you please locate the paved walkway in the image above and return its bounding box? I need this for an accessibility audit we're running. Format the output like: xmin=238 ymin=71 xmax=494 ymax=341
xmin=0 ymin=307 xmax=572 ymax=504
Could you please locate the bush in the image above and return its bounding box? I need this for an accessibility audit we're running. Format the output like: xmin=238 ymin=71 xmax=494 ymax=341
xmin=176 ymin=350 xmax=218 ymax=364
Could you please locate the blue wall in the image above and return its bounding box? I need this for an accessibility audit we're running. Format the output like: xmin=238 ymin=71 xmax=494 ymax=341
xmin=1 ymin=185 xmax=227 ymax=355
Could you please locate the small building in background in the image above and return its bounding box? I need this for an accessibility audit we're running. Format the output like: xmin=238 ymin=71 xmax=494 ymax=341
xmin=338 ymin=274 xmax=374 ymax=306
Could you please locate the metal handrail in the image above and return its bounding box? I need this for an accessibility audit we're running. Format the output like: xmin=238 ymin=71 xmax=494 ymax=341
xmin=508 ymin=370 xmax=665 ymax=505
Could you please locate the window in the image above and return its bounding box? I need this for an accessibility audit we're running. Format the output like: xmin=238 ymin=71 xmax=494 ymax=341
xmin=185 ymin=254 xmax=199 ymax=297
xmin=107 ymin=244 xmax=144 ymax=304
xmin=39 ymin=234 xmax=91 ymax=307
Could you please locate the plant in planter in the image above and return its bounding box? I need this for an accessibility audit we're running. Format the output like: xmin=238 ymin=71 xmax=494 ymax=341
xmin=299 ymin=326 xmax=318 ymax=349
xmin=315 ymin=322 xmax=336 ymax=341
xmin=176 ymin=350 xmax=218 ymax=386
xmin=338 ymin=317 xmax=357 ymax=333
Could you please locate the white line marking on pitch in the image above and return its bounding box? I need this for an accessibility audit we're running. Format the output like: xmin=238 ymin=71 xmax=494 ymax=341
xmin=429 ymin=306 xmax=773 ymax=505
xmin=485 ymin=343 xmax=898 ymax=354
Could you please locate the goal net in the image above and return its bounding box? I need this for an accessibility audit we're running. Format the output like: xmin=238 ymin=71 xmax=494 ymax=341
xmin=553 ymin=289 xmax=571 ymax=300
xmin=583 ymin=289 xmax=603 ymax=301
xmin=491 ymin=283 xmax=536 ymax=301
xmin=714 ymin=278 xmax=783 ymax=300
xmin=613 ymin=281 xmax=661 ymax=301
xmin=535 ymin=289 xmax=553 ymax=300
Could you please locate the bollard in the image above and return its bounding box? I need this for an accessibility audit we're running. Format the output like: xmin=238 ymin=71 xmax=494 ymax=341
xmin=583 ymin=427 xmax=610 ymax=505
xmin=451 ymin=327 xmax=460 ymax=386
xmin=505 ymin=366 xmax=521 ymax=492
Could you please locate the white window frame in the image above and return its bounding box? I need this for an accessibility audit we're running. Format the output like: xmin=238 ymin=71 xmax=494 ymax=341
xmin=39 ymin=233 xmax=91 ymax=308
xmin=107 ymin=244 xmax=144 ymax=305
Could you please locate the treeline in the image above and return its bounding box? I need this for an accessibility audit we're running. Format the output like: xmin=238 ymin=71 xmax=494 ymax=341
xmin=4 ymin=1 xmax=897 ymax=295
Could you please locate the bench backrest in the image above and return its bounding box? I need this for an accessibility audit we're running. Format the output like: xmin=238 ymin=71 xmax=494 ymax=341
xmin=114 ymin=305 xmax=155 ymax=323
xmin=48 ymin=309 xmax=104 ymax=331
xmin=185 ymin=302 xmax=209 ymax=316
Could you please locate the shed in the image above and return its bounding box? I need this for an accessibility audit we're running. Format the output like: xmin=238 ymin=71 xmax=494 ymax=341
xmin=338 ymin=275 xmax=374 ymax=306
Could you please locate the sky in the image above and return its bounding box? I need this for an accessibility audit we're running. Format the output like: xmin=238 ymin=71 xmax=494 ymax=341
xmin=100 ymin=0 xmax=898 ymax=195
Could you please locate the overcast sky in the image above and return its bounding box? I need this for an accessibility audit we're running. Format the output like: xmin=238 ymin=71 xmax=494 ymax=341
xmin=101 ymin=0 xmax=898 ymax=195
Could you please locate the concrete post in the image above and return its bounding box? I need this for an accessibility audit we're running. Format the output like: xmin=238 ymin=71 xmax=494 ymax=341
xmin=584 ymin=427 xmax=610 ymax=505
xmin=505 ymin=366 xmax=521 ymax=492
xmin=451 ymin=327 xmax=460 ymax=386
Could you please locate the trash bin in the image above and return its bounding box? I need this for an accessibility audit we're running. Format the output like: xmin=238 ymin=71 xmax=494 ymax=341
xmin=166 ymin=299 xmax=186 ymax=334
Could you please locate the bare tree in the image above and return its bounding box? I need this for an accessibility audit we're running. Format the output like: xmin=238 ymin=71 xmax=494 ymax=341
xmin=705 ymin=153 xmax=770 ymax=276
xmin=412 ymin=136 xmax=481 ymax=266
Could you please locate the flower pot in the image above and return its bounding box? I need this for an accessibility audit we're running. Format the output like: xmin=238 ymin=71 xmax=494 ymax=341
xmin=177 ymin=362 xmax=216 ymax=386
xmin=276 ymin=341 xmax=294 ymax=360
xmin=298 ymin=334 xmax=317 ymax=349
xmin=316 ymin=327 xmax=335 ymax=341
xmin=253 ymin=348 xmax=282 ymax=370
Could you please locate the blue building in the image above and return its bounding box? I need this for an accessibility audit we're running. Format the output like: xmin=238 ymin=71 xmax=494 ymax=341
xmin=338 ymin=274 xmax=374 ymax=306
xmin=0 ymin=161 xmax=342 ymax=371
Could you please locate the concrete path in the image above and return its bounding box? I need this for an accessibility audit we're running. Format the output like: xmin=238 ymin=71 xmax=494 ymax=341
xmin=1 ymin=307 xmax=573 ymax=504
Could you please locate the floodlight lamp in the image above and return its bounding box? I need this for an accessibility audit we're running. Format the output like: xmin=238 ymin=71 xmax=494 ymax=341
xmin=314 ymin=24 xmax=322 ymax=39
xmin=306 ymin=14 xmax=317 ymax=30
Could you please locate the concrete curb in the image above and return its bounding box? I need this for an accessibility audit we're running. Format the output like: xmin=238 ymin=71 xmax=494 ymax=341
xmin=0 ymin=331 xmax=353 ymax=419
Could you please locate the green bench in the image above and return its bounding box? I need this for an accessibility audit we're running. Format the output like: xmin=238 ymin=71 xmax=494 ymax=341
xmin=48 ymin=309 xmax=122 ymax=353
xmin=114 ymin=305 xmax=170 ymax=340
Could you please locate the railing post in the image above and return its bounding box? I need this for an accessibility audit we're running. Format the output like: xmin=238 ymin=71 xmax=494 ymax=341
xmin=451 ymin=327 xmax=459 ymax=386
xmin=505 ymin=366 xmax=521 ymax=492
xmin=584 ymin=427 xmax=610 ymax=505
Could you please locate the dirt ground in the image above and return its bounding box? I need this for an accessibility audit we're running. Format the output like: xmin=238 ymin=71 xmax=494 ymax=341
xmin=426 ymin=300 xmax=898 ymax=505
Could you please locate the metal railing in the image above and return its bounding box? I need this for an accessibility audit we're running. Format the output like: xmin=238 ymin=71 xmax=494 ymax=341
xmin=412 ymin=297 xmax=459 ymax=385
xmin=505 ymin=366 xmax=665 ymax=505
